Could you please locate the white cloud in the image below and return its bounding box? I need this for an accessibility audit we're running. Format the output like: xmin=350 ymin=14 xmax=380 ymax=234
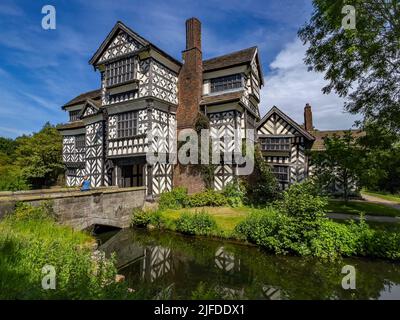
xmin=260 ymin=38 xmax=359 ymax=130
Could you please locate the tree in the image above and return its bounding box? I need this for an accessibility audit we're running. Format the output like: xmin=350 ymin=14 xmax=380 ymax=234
xmin=15 ymin=122 xmax=63 ymax=189
xmin=299 ymin=0 xmax=400 ymax=133
xmin=311 ymin=131 xmax=362 ymax=200
xmin=357 ymin=123 xmax=400 ymax=193
xmin=245 ymin=144 xmax=280 ymax=205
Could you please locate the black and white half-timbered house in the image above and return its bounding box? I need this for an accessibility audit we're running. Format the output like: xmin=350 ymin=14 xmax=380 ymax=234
xmin=58 ymin=18 xmax=264 ymax=195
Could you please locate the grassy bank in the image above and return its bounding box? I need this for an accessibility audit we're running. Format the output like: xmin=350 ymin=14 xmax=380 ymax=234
xmin=327 ymin=200 xmax=400 ymax=217
xmin=133 ymin=184 xmax=400 ymax=261
xmin=0 ymin=203 xmax=136 ymax=299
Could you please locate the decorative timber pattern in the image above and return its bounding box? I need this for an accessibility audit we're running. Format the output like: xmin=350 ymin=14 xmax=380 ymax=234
xmin=258 ymin=112 xmax=307 ymax=190
xmin=85 ymin=122 xmax=104 ymax=187
xmin=152 ymin=163 xmax=173 ymax=195
xmin=138 ymin=59 xmax=150 ymax=98
xmin=150 ymin=60 xmax=178 ymax=104
xmin=62 ymin=136 xmax=85 ymax=164
xmin=99 ymin=30 xmax=143 ymax=63
xmin=209 ymin=111 xmax=242 ymax=191
xmin=107 ymin=110 xmax=149 ymax=157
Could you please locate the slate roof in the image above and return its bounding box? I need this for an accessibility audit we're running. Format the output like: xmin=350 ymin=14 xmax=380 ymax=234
xmin=200 ymin=91 xmax=243 ymax=105
xmin=310 ymin=129 xmax=365 ymax=151
xmin=62 ymin=89 xmax=101 ymax=109
xmin=203 ymin=47 xmax=257 ymax=71
xmin=56 ymin=121 xmax=85 ymax=131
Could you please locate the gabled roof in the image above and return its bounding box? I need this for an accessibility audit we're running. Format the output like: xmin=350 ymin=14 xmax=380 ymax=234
xmin=89 ymin=21 xmax=181 ymax=67
xmin=56 ymin=121 xmax=85 ymax=131
xmin=78 ymin=98 xmax=102 ymax=119
xmin=203 ymin=46 xmax=264 ymax=85
xmin=257 ymin=106 xmax=315 ymax=141
xmin=62 ymin=89 xmax=101 ymax=109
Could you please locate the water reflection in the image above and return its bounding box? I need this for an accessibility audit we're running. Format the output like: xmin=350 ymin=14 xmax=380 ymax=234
xmin=99 ymin=228 xmax=400 ymax=300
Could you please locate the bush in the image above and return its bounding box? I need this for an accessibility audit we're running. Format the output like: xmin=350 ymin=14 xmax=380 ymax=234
xmin=175 ymin=211 xmax=218 ymax=236
xmin=158 ymin=187 xmax=189 ymax=210
xmin=222 ymin=180 xmax=246 ymax=207
xmin=131 ymin=209 xmax=151 ymax=227
xmin=278 ymin=181 xmax=328 ymax=221
xmin=187 ymin=189 xmax=228 ymax=207
xmin=13 ymin=201 xmax=54 ymax=222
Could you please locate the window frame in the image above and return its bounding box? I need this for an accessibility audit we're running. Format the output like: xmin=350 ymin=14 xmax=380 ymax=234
xmin=260 ymin=137 xmax=291 ymax=152
xmin=105 ymin=57 xmax=135 ymax=87
xmin=75 ymin=134 xmax=86 ymax=149
xmin=69 ymin=110 xmax=81 ymax=122
xmin=272 ymin=165 xmax=289 ymax=182
xmin=210 ymin=74 xmax=243 ymax=93
xmin=116 ymin=111 xmax=138 ymax=139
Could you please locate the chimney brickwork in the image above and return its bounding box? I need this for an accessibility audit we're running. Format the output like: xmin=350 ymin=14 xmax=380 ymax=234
xmin=173 ymin=17 xmax=206 ymax=194
xmin=304 ymin=103 xmax=313 ymax=131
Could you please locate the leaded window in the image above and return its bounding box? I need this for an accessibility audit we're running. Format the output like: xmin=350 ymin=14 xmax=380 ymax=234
xmin=117 ymin=111 xmax=138 ymax=138
xmin=106 ymin=57 xmax=135 ymax=87
xmin=69 ymin=110 xmax=80 ymax=122
xmin=260 ymin=137 xmax=290 ymax=151
xmin=210 ymin=74 xmax=243 ymax=93
xmin=273 ymin=166 xmax=289 ymax=182
xmin=75 ymin=135 xmax=85 ymax=149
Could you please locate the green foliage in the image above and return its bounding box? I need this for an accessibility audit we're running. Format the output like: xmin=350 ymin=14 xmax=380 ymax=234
xmin=175 ymin=211 xmax=218 ymax=236
xmin=0 ymin=204 xmax=137 ymax=299
xmin=222 ymin=179 xmax=246 ymax=207
xmin=0 ymin=165 xmax=29 ymax=191
xmin=15 ymin=123 xmax=63 ymax=188
xmin=299 ymin=0 xmax=400 ymax=134
xmin=187 ymin=189 xmax=228 ymax=207
xmin=278 ymin=181 xmax=328 ymax=221
xmin=246 ymin=144 xmax=280 ymax=205
xmin=159 ymin=187 xmax=189 ymax=210
xmin=131 ymin=208 xmax=151 ymax=227
xmin=0 ymin=123 xmax=63 ymax=191
xmin=311 ymin=131 xmax=362 ymax=200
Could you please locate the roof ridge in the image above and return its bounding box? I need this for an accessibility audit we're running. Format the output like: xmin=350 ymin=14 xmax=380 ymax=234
xmin=203 ymin=46 xmax=257 ymax=62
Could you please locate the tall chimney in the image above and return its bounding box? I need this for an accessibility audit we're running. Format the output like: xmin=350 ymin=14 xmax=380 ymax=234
xmin=173 ymin=18 xmax=205 ymax=194
xmin=176 ymin=18 xmax=202 ymax=129
xmin=304 ymin=103 xmax=313 ymax=131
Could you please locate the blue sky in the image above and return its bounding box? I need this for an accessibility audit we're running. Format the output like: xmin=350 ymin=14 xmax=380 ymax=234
xmin=0 ymin=0 xmax=358 ymax=138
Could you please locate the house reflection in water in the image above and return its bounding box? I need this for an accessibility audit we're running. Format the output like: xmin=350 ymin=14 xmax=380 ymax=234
xmin=99 ymin=229 xmax=283 ymax=299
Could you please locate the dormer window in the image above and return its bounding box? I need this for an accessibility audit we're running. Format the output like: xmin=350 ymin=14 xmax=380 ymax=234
xmin=69 ymin=110 xmax=80 ymax=122
xmin=210 ymin=74 xmax=243 ymax=93
xmin=105 ymin=57 xmax=135 ymax=87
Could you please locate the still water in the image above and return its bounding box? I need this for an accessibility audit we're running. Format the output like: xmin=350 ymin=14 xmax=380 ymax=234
xmin=98 ymin=228 xmax=400 ymax=300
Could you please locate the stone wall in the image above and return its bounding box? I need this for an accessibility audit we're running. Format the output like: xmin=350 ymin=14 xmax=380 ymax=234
xmin=0 ymin=187 xmax=146 ymax=230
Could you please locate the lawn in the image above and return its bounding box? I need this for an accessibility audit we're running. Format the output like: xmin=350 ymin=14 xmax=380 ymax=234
xmin=327 ymin=200 xmax=400 ymax=217
xmin=160 ymin=206 xmax=251 ymax=235
xmin=362 ymin=190 xmax=400 ymax=204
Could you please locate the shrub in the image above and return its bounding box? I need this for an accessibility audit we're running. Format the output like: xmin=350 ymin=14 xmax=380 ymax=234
xmin=131 ymin=209 xmax=151 ymax=227
xmin=187 ymin=189 xmax=228 ymax=207
xmin=278 ymin=181 xmax=328 ymax=221
xmin=158 ymin=187 xmax=189 ymax=210
xmin=363 ymin=230 xmax=400 ymax=260
xmin=245 ymin=145 xmax=280 ymax=205
xmin=175 ymin=211 xmax=218 ymax=236
xmin=222 ymin=180 xmax=246 ymax=207
xmin=13 ymin=201 xmax=54 ymax=222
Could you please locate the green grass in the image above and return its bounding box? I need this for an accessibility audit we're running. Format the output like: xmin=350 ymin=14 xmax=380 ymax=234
xmin=362 ymin=190 xmax=400 ymax=204
xmin=159 ymin=206 xmax=252 ymax=237
xmin=327 ymin=200 xmax=400 ymax=217
xmin=0 ymin=203 xmax=138 ymax=299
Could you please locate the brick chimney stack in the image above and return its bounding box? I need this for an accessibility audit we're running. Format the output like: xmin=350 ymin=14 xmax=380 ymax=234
xmin=176 ymin=17 xmax=203 ymax=129
xmin=304 ymin=103 xmax=313 ymax=131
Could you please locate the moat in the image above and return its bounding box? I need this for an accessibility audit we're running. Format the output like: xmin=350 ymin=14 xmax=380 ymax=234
xmin=98 ymin=228 xmax=400 ymax=300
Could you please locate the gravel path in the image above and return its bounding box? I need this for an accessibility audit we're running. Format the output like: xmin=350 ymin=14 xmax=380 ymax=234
xmin=361 ymin=193 xmax=400 ymax=210
xmin=327 ymin=212 xmax=400 ymax=223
